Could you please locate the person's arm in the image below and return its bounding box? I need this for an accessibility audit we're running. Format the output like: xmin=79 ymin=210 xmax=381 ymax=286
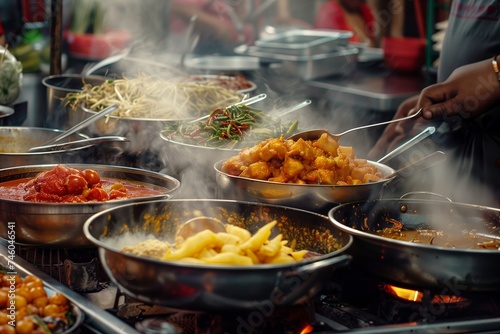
xmin=417 ymin=57 xmax=500 ymax=121
xmin=368 ymin=56 xmax=500 ymax=160
xmin=367 ymin=95 xmax=422 ymax=159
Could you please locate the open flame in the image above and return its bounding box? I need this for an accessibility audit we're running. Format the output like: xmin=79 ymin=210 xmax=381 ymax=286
xmin=383 ymin=284 xmax=466 ymax=304
xmin=300 ymin=324 xmax=314 ymax=334
xmin=386 ymin=285 xmax=423 ymax=302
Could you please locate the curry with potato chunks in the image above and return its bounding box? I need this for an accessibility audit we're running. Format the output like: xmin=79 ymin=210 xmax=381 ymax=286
xmin=122 ymin=221 xmax=316 ymax=265
xmin=221 ymin=133 xmax=382 ymax=185
xmin=0 ymin=164 xmax=165 ymax=203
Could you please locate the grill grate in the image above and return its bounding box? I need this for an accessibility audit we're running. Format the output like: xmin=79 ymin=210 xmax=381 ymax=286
xmin=15 ymin=245 xmax=109 ymax=292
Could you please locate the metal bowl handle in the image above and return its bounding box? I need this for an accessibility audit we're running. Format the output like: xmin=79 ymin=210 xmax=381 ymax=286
xmin=400 ymin=191 xmax=453 ymax=202
xmin=283 ymin=254 xmax=352 ymax=278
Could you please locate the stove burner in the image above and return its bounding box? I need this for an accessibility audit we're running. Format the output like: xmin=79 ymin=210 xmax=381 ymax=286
xmin=15 ymin=245 xmax=108 ymax=292
xmin=136 ymin=318 xmax=183 ymax=334
xmin=111 ymin=292 xmax=316 ymax=334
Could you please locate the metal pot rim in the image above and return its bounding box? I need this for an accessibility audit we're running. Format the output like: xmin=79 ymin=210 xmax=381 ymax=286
xmin=0 ymin=163 xmax=180 ymax=207
xmin=84 ymin=198 xmax=353 ymax=270
xmin=0 ymin=127 xmax=92 ymax=155
xmin=329 ymin=198 xmax=500 ymax=254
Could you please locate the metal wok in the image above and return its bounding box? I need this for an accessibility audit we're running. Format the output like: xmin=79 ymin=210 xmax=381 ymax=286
xmin=328 ymin=198 xmax=500 ymax=291
xmin=83 ymin=199 xmax=352 ymax=311
xmin=214 ymin=159 xmax=395 ymax=214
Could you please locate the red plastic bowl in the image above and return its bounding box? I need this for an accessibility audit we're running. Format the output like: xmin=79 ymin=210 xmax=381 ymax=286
xmin=66 ymin=30 xmax=131 ymax=60
xmin=382 ymin=37 xmax=426 ymax=72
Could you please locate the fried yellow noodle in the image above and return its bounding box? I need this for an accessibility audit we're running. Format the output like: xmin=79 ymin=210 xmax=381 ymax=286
xmin=122 ymin=221 xmax=311 ymax=265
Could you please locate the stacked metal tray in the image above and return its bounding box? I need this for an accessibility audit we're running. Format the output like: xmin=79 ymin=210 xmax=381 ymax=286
xmin=254 ymin=29 xmax=353 ymax=56
xmin=235 ymin=29 xmax=360 ymax=80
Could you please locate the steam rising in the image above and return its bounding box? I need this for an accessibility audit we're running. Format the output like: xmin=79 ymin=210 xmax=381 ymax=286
xmin=62 ymin=1 xmax=498 ymax=211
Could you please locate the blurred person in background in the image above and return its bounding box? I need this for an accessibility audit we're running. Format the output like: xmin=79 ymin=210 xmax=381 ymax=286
xmin=0 ymin=18 xmax=5 ymax=46
xmin=368 ymin=0 xmax=405 ymax=46
xmin=0 ymin=0 xmax=23 ymax=46
xmin=368 ymin=0 xmax=500 ymax=207
xmin=169 ymin=0 xmax=256 ymax=55
xmin=314 ymin=0 xmax=377 ymax=47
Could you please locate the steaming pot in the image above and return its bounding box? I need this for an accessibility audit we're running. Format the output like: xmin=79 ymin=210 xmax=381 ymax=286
xmin=329 ymin=197 xmax=500 ymax=291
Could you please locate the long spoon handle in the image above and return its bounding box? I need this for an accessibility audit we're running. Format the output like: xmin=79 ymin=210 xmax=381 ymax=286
xmin=29 ymin=104 xmax=118 ymax=151
xmin=272 ymin=99 xmax=311 ymax=118
xmin=377 ymin=126 xmax=435 ymax=164
xmin=338 ymin=108 xmax=422 ymax=137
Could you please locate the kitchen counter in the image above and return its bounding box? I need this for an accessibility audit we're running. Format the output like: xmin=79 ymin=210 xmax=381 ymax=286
xmin=305 ymin=65 xmax=435 ymax=113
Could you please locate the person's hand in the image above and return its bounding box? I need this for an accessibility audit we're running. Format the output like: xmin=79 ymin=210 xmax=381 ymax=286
xmin=418 ymin=58 xmax=500 ymax=121
xmin=367 ymin=95 xmax=432 ymax=160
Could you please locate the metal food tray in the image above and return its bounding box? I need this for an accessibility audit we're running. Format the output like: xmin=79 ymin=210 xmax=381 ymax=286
xmin=236 ymin=45 xmax=360 ymax=80
xmin=254 ymin=29 xmax=353 ymax=56
xmin=0 ymin=247 xmax=139 ymax=334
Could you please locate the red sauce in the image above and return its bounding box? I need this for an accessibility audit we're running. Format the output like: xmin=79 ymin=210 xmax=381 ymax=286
xmin=0 ymin=165 xmax=166 ymax=203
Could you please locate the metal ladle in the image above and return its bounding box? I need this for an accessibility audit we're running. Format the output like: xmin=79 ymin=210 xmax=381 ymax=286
xmin=175 ymin=216 xmax=225 ymax=240
xmin=381 ymin=151 xmax=446 ymax=181
xmin=28 ymin=104 xmax=119 ymax=152
xmin=27 ymin=135 xmax=129 ymax=153
xmin=288 ymin=108 xmax=422 ymax=141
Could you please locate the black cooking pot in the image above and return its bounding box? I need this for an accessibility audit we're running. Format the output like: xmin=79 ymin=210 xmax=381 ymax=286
xmin=328 ymin=197 xmax=500 ymax=292
xmin=84 ymin=199 xmax=352 ymax=311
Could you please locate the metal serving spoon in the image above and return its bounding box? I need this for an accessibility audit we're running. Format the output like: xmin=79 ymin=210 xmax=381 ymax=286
xmin=28 ymin=104 xmax=119 ymax=152
xmin=271 ymin=99 xmax=311 ymax=118
xmin=175 ymin=216 xmax=225 ymax=240
xmin=381 ymin=151 xmax=446 ymax=180
xmin=28 ymin=136 xmax=129 ymax=153
xmin=288 ymin=108 xmax=422 ymax=141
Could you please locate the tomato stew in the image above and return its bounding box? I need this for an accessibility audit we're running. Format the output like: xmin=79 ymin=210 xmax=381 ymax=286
xmin=0 ymin=164 xmax=165 ymax=203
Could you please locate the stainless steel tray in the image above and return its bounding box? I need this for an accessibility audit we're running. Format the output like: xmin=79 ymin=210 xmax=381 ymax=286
xmin=235 ymin=45 xmax=359 ymax=80
xmin=0 ymin=246 xmax=139 ymax=334
xmin=183 ymin=56 xmax=261 ymax=71
xmin=254 ymin=29 xmax=353 ymax=56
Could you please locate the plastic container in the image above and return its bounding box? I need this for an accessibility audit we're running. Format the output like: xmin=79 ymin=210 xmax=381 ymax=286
xmin=382 ymin=37 xmax=426 ymax=72
xmin=65 ymin=30 xmax=131 ymax=60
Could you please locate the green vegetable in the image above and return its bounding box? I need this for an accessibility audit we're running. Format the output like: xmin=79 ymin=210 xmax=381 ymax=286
xmin=0 ymin=46 xmax=23 ymax=105
xmin=27 ymin=314 xmax=51 ymax=333
xmin=162 ymin=105 xmax=299 ymax=149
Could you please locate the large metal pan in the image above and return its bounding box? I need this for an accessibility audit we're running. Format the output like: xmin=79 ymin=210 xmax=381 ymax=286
xmin=0 ymin=127 xmax=93 ymax=168
xmin=214 ymin=159 xmax=395 ymax=214
xmin=83 ymin=199 xmax=352 ymax=311
xmin=328 ymin=197 xmax=500 ymax=291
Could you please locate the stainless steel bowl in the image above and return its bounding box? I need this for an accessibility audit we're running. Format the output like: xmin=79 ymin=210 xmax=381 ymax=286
xmin=83 ymin=199 xmax=352 ymax=311
xmin=0 ymin=164 xmax=180 ymax=247
xmin=214 ymin=159 xmax=396 ymax=214
xmin=0 ymin=127 xmax=95 ymax=169
xmin=0 ymin=105 xmax=15 ymax=125
xmin=159 ymin=131 xmax=239 ymax=173
xmin=41 ymin=74 xmax=108 ymax=129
